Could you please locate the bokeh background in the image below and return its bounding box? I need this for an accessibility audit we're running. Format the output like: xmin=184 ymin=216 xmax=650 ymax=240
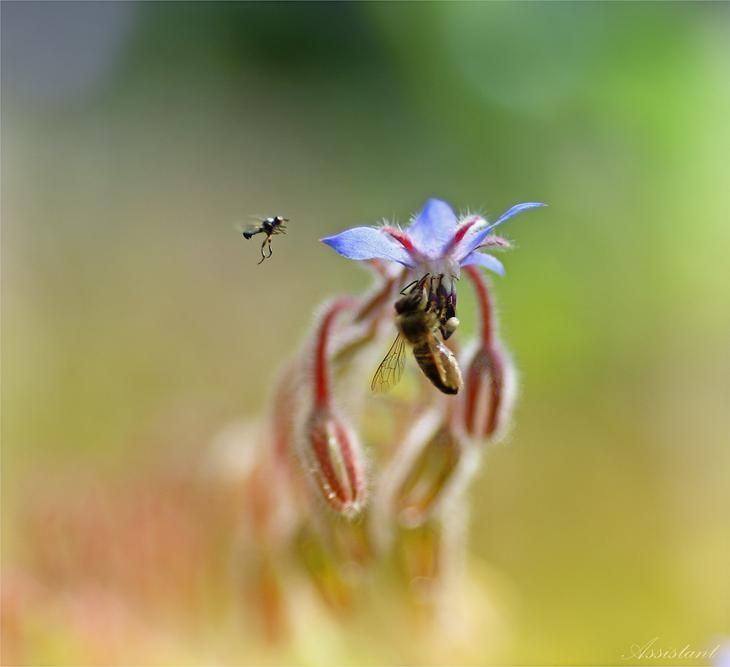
xmin=2 ymin=2 xmax=729 ymax=665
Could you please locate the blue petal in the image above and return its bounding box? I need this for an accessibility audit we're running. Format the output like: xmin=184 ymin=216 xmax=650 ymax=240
xmin=321 ymin=227 xmax=415 ymax=267
xmin=490 ymin=202 xmax=546 ymax=230
xmin=459 ymin=202 xmax=546 ymax=258
xmin=407 ymin=198 xmax=459 ymax=258
xmin=461 ymin=251 xmax=505 ymax=276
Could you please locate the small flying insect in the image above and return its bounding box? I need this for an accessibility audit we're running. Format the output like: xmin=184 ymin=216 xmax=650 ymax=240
xmin=240 ymin=215 xmax=289 ymax=264
xmin=371 ymin=274 xmax=463 ymax=395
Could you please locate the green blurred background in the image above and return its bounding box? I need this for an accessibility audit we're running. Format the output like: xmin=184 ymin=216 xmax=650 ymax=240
xmin=2 ymin=1 xmax=729 ymax=664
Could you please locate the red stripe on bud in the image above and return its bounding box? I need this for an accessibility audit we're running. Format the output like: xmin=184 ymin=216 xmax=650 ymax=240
xmin=305 ymin=409 xmax=366 ymax=517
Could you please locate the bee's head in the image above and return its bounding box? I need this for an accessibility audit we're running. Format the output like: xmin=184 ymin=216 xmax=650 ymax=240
xmin=395 ymin=277 xmax=429 ymax=314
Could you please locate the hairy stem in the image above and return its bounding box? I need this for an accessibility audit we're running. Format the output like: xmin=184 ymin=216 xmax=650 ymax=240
xmin=314 ymin=298 xmax=357 ymax=409
xmin=464 ymin=265 xmax=493 ymax=346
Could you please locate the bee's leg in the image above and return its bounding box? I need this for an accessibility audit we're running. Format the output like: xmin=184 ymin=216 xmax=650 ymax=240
xmin=426 ymin=274 xmax=441 ymax=312
xmin=266 ymin=236 xmax=274 ymax=258
xmin=400 ymin=279 xmax=418 ymax=295
xmin=258 ymin=238 xmax=267 ymax=264
xmin=400 ymin=272 xmax=431 ymax=295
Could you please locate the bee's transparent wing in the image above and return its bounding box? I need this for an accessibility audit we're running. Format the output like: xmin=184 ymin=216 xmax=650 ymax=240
xmin=371 ymin=333 xmax=407 ymax=393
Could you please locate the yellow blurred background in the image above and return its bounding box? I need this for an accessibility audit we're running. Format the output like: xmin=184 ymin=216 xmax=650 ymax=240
xmin=2 ymin=2 xmax=729 ymax=664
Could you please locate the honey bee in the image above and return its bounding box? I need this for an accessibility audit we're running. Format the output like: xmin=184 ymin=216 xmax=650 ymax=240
xmin=240 ymin=215 xmax=288 ymax=264
xmin=371 ymin=275 xmax=463 ymax=395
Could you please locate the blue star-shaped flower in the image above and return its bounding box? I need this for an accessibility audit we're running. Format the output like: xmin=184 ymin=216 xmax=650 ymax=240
xmin=321 ymin=198 xmax=545 ymax=280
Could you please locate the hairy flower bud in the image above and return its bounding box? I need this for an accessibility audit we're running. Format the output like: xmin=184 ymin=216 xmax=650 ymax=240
xmin=462 ymin=341 xmax=514 ymax=440
xmin=300 ymin=298 xmax=367 ymax=518
xmin=377 ymin=409 xmax=471 ymax=531
xmin=396 ymin=422 xmax=462 ymax=527
xmin=461 ymin=266 xmax=516 ymax=441
xmin=303 ymin=409 xmax=366 ymax=517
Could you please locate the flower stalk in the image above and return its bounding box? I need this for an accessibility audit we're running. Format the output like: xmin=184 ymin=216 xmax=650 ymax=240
xmin=302 ymin=298 xmax=367 ymax=518
xmin=312 ymin=297 xmax=357 ymax=410
xmin=461 ymin=266 xmax=515 ymax=441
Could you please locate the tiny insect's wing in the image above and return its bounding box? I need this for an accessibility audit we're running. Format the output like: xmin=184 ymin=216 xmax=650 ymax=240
xmin=371 ymin=333 xmax=407 ymax=393
xmin=233 ymin=220 xmax=254 ymax=232
xmin=233 ymin=221 xmax=262 ymax=239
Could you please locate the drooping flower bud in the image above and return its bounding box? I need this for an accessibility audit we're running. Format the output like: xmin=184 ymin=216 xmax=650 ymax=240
xmin=461 ymin=266 xmax=516 ymax=441
xmin=395 ymin=422 xmax=463 ymax=527
xmin=303 ymin=408 xmax=366 ymax=517
xmin=300 ymin=298 xmax=367 ymax=518
xmin=462 ymin=342 xmax=514 ymax=440
xmin=378 ymin=408 xmax=473 ymax=531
